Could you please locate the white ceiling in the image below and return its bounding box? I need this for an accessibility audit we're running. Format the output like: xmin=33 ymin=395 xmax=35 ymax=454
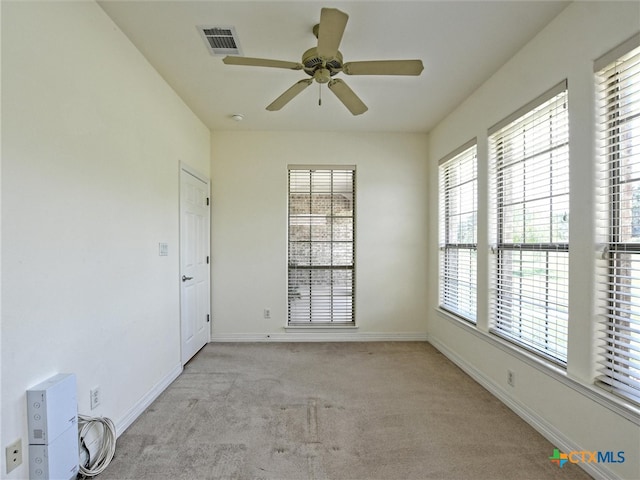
xmin=97 ymin=1 xmax=569 ymax=133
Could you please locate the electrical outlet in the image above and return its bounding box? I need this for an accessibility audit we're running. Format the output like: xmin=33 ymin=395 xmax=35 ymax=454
xmin=90 ymin=387 xmax=101 ymax=410
xmin=507 ymin=370 xmax=515 ymax=387
xmin=5 ymin=438 xmax=22 ymax=474
xmin=264 ymin=308 xmax=271 ymax=319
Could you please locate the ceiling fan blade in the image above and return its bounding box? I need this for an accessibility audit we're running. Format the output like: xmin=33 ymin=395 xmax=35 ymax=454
xmin=266 ymin=79 xmax=313 ymax=111
xmin=343 ymin=60 xmax=424 ymax=76
xmin=328 ymin=79 xmax=368 ymax=116
xmin=223 ymin=56 xmax=303 ymax=70
xmin=317 ymin=8 xmax=348 ymax=59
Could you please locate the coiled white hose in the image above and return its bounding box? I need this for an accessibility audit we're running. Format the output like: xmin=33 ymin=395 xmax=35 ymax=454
xmin=78 ymin=414 xmax=116 ymax=477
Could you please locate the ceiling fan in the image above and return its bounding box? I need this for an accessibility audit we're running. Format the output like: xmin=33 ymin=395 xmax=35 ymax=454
xmin=222 ymin=7 xmax=424 ymax=115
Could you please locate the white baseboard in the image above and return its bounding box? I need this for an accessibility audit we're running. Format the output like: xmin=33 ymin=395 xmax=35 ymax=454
xmin=210 ymin=332 xmax=428 ymax=342
xmin=428 ymin=337 xmax=620 ymax=480
xmin=115 ymin=363 xmax=183 ymax=437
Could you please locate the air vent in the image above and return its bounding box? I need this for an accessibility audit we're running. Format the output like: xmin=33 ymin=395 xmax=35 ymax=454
xmin=198 ymin=25 xmax=242 ymax=56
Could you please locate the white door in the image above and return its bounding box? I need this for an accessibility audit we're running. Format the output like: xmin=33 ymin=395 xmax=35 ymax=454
xmin=180 ymin=165 xmax=210 ymax=365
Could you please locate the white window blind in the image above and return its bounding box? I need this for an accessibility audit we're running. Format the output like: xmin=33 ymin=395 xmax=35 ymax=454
xmin=439 ymin=141 xmax=477 ymax=322
xmin=595 ymin=37 xmax=640 ymax=404
xmin=288 ymin=166 xmax=355 ymax=324
xmin=489 ymin=81 xmax=570 ymax=364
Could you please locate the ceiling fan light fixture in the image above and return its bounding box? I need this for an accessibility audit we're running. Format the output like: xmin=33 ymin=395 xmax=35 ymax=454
xmin=314 ymin=68 xmax=331 ymax=84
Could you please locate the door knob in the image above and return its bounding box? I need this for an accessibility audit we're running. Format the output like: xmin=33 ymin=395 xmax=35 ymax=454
xmin=182 ymin=275 xmax=193 ymax=282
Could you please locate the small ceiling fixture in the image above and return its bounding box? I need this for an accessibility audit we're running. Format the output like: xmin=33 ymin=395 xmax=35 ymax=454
xmin=231 ymin=114 xmax=244 ymax=122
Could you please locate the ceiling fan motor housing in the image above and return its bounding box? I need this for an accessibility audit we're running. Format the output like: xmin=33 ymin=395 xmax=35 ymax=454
xmin=302 ymin=47 xmax=343 ymax=80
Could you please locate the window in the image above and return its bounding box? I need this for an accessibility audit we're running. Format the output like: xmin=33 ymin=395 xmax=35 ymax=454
xmin=489 ymin=81 xmax=570 ymax=364
xmin=595 ymin=36 xmax=640 ymax=404
xmin=288 ymin=166 xmax=355 ymax=324
xmin=438 ymin=141 xmax=478 ymax=322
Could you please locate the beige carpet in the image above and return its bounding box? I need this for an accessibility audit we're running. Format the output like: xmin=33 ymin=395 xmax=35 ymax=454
xmin=99 ymin=342 xmax=591 ymax=479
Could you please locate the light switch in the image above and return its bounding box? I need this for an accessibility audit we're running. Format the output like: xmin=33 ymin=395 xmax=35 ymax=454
xmin=159 ymin=243 xmax=169 ymax=256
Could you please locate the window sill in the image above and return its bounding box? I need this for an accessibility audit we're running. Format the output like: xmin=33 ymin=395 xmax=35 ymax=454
xmin=285 ymin=324 xmax=358 ymax=333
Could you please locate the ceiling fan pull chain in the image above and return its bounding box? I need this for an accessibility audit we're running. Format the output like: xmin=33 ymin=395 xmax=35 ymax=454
xmin=319 ymin=83 xmax=322 ymax=106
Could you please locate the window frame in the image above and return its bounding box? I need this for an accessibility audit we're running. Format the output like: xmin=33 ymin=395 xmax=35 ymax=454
xmin=595 ymin=34 xmax=640 ymax=405
xmin=287 ymin=165 xmax=356 ymax=325
xmin=438 ymin=139 xmax=478 ymax=323
xmin=488 ymin=80 xmax=570 ymax=365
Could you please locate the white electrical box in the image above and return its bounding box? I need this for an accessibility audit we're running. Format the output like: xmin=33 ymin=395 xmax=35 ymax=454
xmin=27 ymin=374 xmax=79 ymax=480
xmin=27 ymin=374 xmax=77 ymax=445
xmin=29 ymin=427 xmax=79 ymax=480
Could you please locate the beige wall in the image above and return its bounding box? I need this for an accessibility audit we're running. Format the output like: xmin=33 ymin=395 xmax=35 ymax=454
xmin=1 ymin=2 xmax=210 ymax=477
xmin=210 ymin=131 xmax=429 ymax=339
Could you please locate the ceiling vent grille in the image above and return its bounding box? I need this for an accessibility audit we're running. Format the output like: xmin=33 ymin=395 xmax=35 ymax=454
xmin=198 ymin=26 xmax=242 ymax=56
